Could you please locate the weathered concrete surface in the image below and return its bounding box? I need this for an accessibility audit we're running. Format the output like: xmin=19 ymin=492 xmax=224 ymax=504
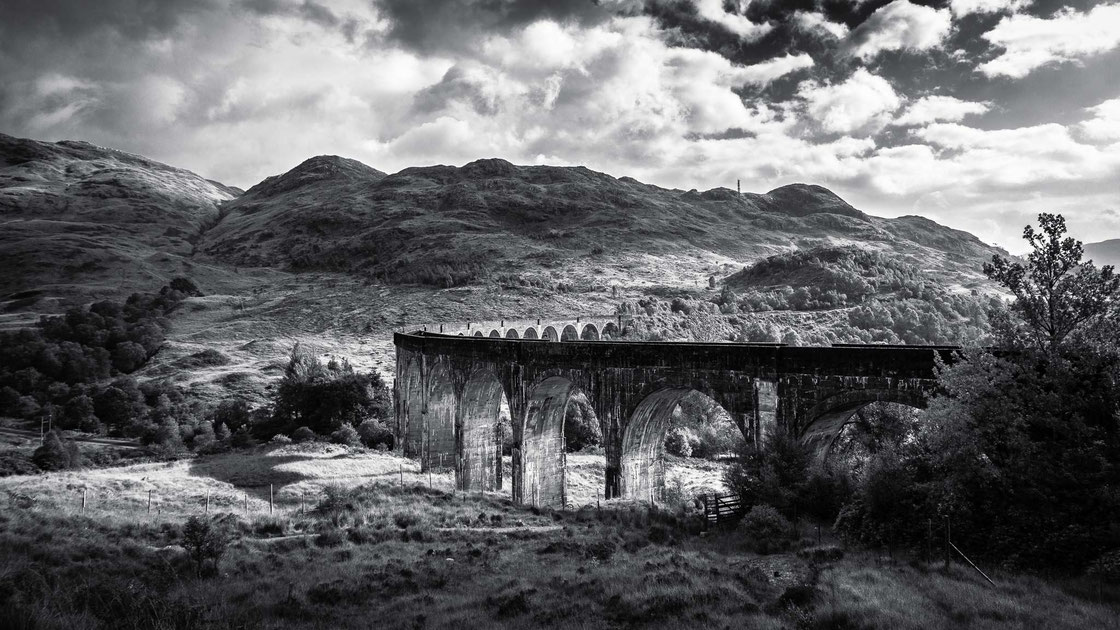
xmin=394 ymin=332 xmax=957 ymax=507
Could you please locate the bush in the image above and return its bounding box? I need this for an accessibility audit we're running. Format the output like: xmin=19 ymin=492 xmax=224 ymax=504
xmin=230 ymin=425 xmax=256 ymax=449
xmin=182 ymin=515 xmax=228 ymax=578
xmin=269 ymin=434 xmax=292 ymax=445
xmin=564 ymin=395 xmax=601 ymax=452
xmin=330 ymin=424 xmax=361 ymax=446
xmin=291 ymin=426 xmax=316 ymax=443
xmin=664 ymin=427 xmax=694 ymax=458
xmin=32 ymin=431 xmax=79 ymax=471
xmin=0 ymin=453 xmax=39 ymax=476
xmin=357 ymin=419 xmax=393 ymax=449
xmin=739 ymin=505 xmax=794 ymax=554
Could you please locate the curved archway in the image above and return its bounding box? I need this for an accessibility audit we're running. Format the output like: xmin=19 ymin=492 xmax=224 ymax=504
xmin=542 ymin=326 xmax=559 ymax=342
xmin=561 ymin=324 xmax=579 ymax=341
xmin=505 ymin=329 xmax=519 ymax=339
xmin=521 ymin=376 xmax=579 ymax=507
xmin=489 ymin=329 xmax=501 ymax=338
xmin=460 ymin=367 xmax=507 ymax=491
xmin=602 ymin=322 xmax=620 ymax=340
xmin=580 ymin=324 xmax=599 ymax=341
xmin=473 ymin=330 xmax=484 ymax=337
xmin=799 ymin=390 xmax=927 ymax=460
xmin=620 ymin=388 xmax=737 ymax=503
xmin=523 ymin=328 xmax=538 ymax=340
xmin=458 ymin=333 xmax=464 ymax=336
xmin=621 ymin=388 xmax=690 ymax=502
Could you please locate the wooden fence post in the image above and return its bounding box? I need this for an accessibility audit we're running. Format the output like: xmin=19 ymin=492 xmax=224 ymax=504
xmin=206 ymin=490 xmax=210 ymax=515
xmin=81 ymin=489 xmax=86 ymax=512
xmin=147 ymin=490 xmax=152 ymax=515
xmin=269 ymin=484 xmax=274 ymax=515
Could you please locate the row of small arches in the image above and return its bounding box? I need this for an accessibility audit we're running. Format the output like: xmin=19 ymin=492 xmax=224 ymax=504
xmin=458 ymin=322 xmax=619 ymax=342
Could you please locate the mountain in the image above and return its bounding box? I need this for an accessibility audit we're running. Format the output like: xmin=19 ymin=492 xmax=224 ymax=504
xmin=0 ymin=131 xmax=1006 ymax=322
xmin=200 ymin=156 xmax=1001 ymax=291
xmin=0 ymin=133 xmax=238 ymax=311
xmin=1086 ymin=239 xmax=1120 ymax=269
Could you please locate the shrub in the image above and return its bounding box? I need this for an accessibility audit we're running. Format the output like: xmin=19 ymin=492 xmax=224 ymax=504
xmin=0 ymin=453 xmax=39 ymax=476
xmin=269 ymin=434 xmax=292 ymax=445
xmin=230 ymin=425 xmax=256 ymax=449
xmin=32 ymin=431 xmax=79 ymax=471
xmin=357 ymin=418 xmax=393 ymax=449
xmin=214 ymin=422 xmax=231 ymax=441
xmin=291 ymin=426 xmax=316 ymax=443
xmin=182 ymin=516 xmax=228 ymax=577
xmin=739 ymin=505 xmax=794 ymax=554
xmin=664 ymin=427 xmax=694 ymax=458
xmin=330 ymin=424 xmax=361 ymax=446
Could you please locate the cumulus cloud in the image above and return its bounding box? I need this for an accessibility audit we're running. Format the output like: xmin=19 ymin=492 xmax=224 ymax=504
xmin=847 ymin=0 xmax=952 ymax=60
xmin=1079 ymin=98 xmax=1120 ymax=144
xmin=793 ymin=11 xmax=848 ymax=39
xmin=978 ymin=3 xmax=1120 ymax=78
xmin=800 ymin=69 xmax=902 ymax=135
xmin=893 ymin=95 xmax=990 ymax=126
xmin=949 ymin=0 xmax=1030 ymax=18
xmin=691 ymin=0 xmax=772 ymax=40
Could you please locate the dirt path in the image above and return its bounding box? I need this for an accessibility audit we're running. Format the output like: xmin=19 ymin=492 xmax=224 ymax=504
xmin=0 ymin=426 xmax=138 ymax=449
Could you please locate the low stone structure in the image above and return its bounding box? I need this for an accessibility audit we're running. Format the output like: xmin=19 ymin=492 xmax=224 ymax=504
xmin=394 ymin=329 xmax=957 ymax=508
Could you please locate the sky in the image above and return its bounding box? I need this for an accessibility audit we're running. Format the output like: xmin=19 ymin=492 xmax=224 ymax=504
xmin=1 ymin=0 xmax=1119 ymax=253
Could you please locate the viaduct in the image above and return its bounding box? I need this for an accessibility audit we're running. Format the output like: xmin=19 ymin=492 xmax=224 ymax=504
xmin=393 ymin=316 xmax=958 ymax=508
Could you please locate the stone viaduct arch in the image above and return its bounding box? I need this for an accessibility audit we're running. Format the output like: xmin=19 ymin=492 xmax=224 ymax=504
xmin=394 ymin=332 xmax=958 ymax=508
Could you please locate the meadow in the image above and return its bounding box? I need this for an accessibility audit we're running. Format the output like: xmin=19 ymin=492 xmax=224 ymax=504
xmin=2 ymin=444 xmax=1118 ymax=629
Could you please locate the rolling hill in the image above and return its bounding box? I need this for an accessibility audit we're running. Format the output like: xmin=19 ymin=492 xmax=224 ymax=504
xmin=0 ymin=133 xmax=239 ymax=313
xmin=1086 ymin=239 xmax=1120 ymax=269
xmin=199 ymin=156 xmax=1001 ymax=292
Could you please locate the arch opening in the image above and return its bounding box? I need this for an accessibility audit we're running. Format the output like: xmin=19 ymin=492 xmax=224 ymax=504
xmin=505 ymin=329 xmax=519 ymax=339
xmin=602 ymin=322 xmax=620 ymax=340
xmin=473 ymin=330 xmax=484 ymax=337
xmin=523 ymin=327 xmax=538 ymax=340
xmin=805 ymin=399 xmax=926 ymax=470
xmin=620 ymin=389 xmax=738 ymax=504
xmin=560 ymin=324 xmax=579 ymax=341
xmin=580 ymin=324 xmax=599 ymax=341
xmin=542 ymin=326 xmax=559 ymax=342
xmin=489 ymin=329 xmax=501 ymax=338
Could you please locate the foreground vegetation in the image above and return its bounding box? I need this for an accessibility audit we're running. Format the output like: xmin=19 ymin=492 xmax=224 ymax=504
xmin=2 ymin=456 xmax=1118 ymax=630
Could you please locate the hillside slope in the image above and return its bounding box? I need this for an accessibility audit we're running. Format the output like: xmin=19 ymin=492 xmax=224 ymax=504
xmin=199 ymin=157 xmax=1002 ymax=291
xmin=1086 ymin=238 xmax=1120 ymax=269
xmin=0 ymin=133 xmax=238 ymax=311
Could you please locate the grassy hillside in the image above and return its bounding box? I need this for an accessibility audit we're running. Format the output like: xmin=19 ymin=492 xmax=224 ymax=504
xmin=1086 ymin=238 xmax=1120 ymax=269
xmin=0 ymin=134 xmax=239 ymax=312
xmin=199 ymin=155 xmax=1002 ymax=291
xmin=2 ymin=448 xmax=1117 ymax=629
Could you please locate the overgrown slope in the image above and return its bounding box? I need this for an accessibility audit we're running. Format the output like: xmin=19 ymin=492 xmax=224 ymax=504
xmin=0 ymin=133 xmax=238 ymax=310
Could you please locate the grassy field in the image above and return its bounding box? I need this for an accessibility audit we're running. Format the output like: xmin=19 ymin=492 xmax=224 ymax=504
xmin=2 ymin=446 xmax=1118 ymax=629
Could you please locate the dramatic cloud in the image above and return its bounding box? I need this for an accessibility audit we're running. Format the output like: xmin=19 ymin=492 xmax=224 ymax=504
xmin=800 ymin=69 xmax=903 ymax=135
xmin=691 ymin=0 xmax=772 ymax=40
xmin=949 ymin=0 xmax=1030 ymax=17
xmin=1079 ymin=98 xmax=1120 ymax=144
xmin=847 ymin=1 xmax=952 ymax=60
xmin=0 ymin=0 xmax=1118 ymax=250
xmin=978 ymin=3 xmax=1120 ymax=78
xmin=893 ymin=96 xmax=991 ymax=126
xmin=793 ymin=11 xmax=849 ymax=39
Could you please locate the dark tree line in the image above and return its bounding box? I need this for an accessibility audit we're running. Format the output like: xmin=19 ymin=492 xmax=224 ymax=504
xmin=727 ymin=214 xmax=1120 ymax=575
